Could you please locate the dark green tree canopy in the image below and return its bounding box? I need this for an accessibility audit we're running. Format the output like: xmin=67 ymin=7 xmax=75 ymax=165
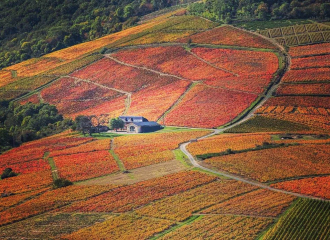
xmin=0 ymin=101 xmax=73 ymax=153
xmin=188 ymin=0 xmax=330 ymax=22
xmin=0 ymin=0 xmax=180 ymax=70
xmin=109 ymin=118 xmax=125 ymax=131
xmin=74 ymin=115 xmax=92 ymax=135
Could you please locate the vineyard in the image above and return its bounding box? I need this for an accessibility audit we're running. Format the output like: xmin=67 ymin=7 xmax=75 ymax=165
xmin=272 ymin=176 xmax=330 ymax=200
xmin=113 ymin=130 xmax=210 ymax=169
xmin=183 ymin=25 xmax=278 ymax=49
xmin=1 ymin=6 xmax=330 ymax=240
xmin=257 ymin=23 xmax=330 ymax=46
xmin=201 ymin=189 xmax=296 ymax=217
xmin=159 ymin=215 xmax=273 ymax=240
xmin=164 ymin=84 xmax=258 ymax=128
xmin=203 ymin=144 xmax=330 ymax=182
xmin=263 ymin=199 xmax=330 ymax=239
xmin=0 ymin=11 xmax=281 ymax=128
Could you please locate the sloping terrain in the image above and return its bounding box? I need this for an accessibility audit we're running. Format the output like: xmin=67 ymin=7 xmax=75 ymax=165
xmin=1 ymin=13 xmax=280 ymax=128
xmin=1 ymin=8 xmax=330 ymax=240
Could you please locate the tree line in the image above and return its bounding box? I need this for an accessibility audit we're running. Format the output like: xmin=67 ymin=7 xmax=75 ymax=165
xmin=0 ymin=101 xmax=74 ymax=153
xmin=188 ymin=0 xmax=330 ymax=23
xmin=0 ymin=0 xmax=194 ymax=70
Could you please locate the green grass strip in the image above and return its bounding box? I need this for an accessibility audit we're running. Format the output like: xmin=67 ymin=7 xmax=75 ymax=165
xmin=173 ymin=149 xmax=192 ymax=167
xmin=109 ymin=149 xmax=126 ymax=172
xmin=151 ymin=215 xmax=203 ymax=240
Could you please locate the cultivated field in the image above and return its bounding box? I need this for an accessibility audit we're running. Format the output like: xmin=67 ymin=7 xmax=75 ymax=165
xmin=1 ymin=8 xmax=330 ymax=240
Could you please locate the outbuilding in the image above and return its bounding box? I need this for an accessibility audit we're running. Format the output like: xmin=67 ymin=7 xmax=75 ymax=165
xmin=119 ymin=115 xmax=162 ymax=133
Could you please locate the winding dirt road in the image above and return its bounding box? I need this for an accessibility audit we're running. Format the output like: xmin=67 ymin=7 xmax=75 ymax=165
xmin=179 ymin=46 xmax=329 ymax=202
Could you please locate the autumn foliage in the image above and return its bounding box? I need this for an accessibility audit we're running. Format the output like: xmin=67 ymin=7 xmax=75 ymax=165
xmin=289 ymin=43 xmax=330 ymax=57
xmin=180 ymin=25 xmax=278 ymax=49
xmin=113 ymin=131 xmax=210 ymax=169
xmin=165 ymin=84 xmax=258 ymax=128
xmin=272 ymin=176 xmax=330 ymax=199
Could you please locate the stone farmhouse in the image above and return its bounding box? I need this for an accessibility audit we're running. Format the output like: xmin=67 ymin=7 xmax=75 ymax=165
xmin=119 ymin=116 xmax=162 ymax=133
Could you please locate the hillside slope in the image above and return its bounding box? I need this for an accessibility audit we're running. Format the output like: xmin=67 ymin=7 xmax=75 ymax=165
xmin=1 ymin=12 xmax=282 ymax=128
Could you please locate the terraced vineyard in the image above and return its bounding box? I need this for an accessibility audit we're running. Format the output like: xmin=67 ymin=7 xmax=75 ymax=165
xmin=1 ymin=7 xmax=330 ymax=240
xmin=257 ymin=23 xmax=330 ymax=46
xmin=263 ymin=199 xmax=330 ymax=239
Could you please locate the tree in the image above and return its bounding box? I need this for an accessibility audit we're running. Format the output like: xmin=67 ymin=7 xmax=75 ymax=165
xmin=53 ymin=178 xmax=73 ymax=189
xmin=1 ymin=168 xmax=18 ymax=179
xmin=320 ymin=3 xmax=330 ymax=18
xmin=109 ymin=118 xmax=124 ymax=131
xmin=187 ymin=38 xmax=192 ymax=47
xmin=255 ymin=2 xmax=268 ymax=20
xmin=74 ymin=115 xmax=92 ymax=135
xmin=124 ymin=4 xmax=134 ymax=18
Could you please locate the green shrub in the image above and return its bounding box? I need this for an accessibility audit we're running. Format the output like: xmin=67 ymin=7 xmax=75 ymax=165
xmin=1 ymin=168 xmax=18 ymax=179
xmin=53 ymin=178 xmax=73 ymax=189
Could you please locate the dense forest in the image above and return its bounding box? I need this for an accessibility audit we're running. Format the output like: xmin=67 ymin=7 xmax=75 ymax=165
xmin=0 ymin=0 xmax=195 ymax=70
xmin=188 ymin=0 xmax=330 ymax=23
xmin=0 ymin=101 xmax=73 ymax=153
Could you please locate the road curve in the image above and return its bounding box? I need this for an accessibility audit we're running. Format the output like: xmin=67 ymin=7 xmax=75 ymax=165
xmin=180 ymin=136 xmax=329 ymax=201
xmin=179 ymin=46 xmax=329 ymax=201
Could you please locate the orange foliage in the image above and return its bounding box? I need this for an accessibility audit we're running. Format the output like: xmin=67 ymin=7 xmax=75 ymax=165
xmin=50 ymin=139 xmax=110 ymax=157
xmin=276 ymin=83 xmax=330 ymax=95
xmin=136 ymin=180 xmax=256 ymax=221
xmin=69 ymin=95 xmax=126 ymax=119
xmin=4 ymin=57 xmax=63 ymax=78
xmin=268 ymin=113 xmax=330 ymax=132
xmin=112 ymin=46 xmax=232 ymax=82
xmin=192 ymin=47 xmax=278 ymax=75
xmin=0 ymin=171 xmax=53 ymax=194
xmin=191 ymin=47 xmax=278 ymax=93
xmin=0 ymin=70 xmax=16 ymax=88
xmin=204 ymin=144 xmax=330 ymax=182
xmin=71 ymin=58 xmax=174 ymax=92
xmin=113 ymin=131 xmax=210 ymax=169
xmin=62 ymin=214 xmax=174 ymax=240
xmin=289 ymin=43 xmax=330 ymax=57
xmin=165 ymin=84 xmax=258 ymax=128
xmin=201 ymin=189 xmax=296 ymax=217
xmin=0 ymin=185 xmax=115 ymax=226
xmin=19 ymin=94 xmax=40 ymax=105
xmin=159 ymin=215 xmax=272 ymax=240
xmin=188 ymin=133 xmax=273 ymax=156
xmin=127 ymin=80 xmax=190 ymax=121
xmin=3 ymin=159 xmax=50 ymax=174
xmin=180 ymin=25 xmax=277 ymax=49
xmin=272 ymin=176 xmax=330 ymax=199
xmin=41 ymin=77 xmax=120 ymax=102
xmin=282 ymin=68 xmax=330 ymax=83
xmin=265 ymin=96 xmax=330 ymax=108
xmin=0 ymin=188 xmax=49 ymax=212
xmin=54 ymin=150 xmax=119 ymax=182
xmin=61 ymin=171 xmax=216 ymax=213
xmin=291 ymin=54 xmax=330 ymax=69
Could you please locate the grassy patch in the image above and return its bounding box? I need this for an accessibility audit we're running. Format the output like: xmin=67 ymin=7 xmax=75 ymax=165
xmin=191 ymin=167 xmax=229 ymax=179
xmin=91 ymin=132 xmax=124 ymax=139
xmin=156 ymin=126 xmax=206 ymax=133
xmin=109 ymin=150 xmax=126 ymax=172
xmin=173 ymin=149 xmax=192 ymax=167
xmin=234 ymin=19 xmax=312 ymax=31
